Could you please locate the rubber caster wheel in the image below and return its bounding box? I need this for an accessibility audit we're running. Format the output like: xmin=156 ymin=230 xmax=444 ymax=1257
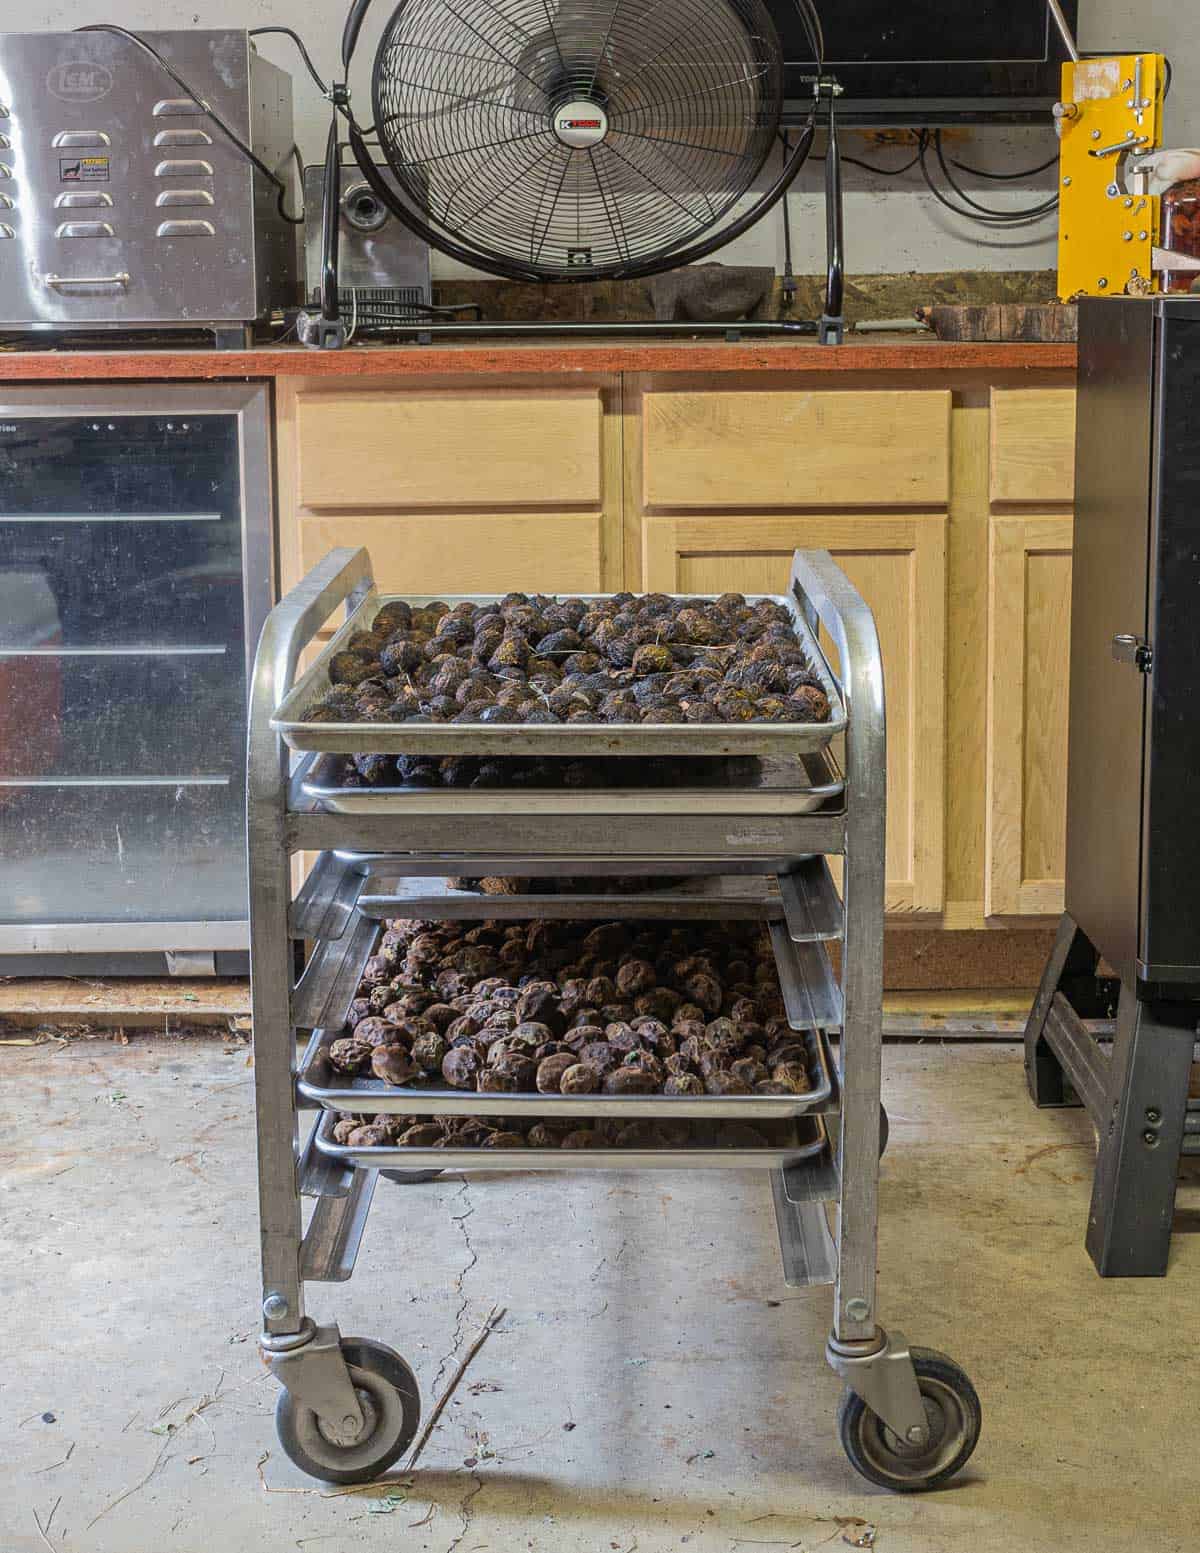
xmin=838 ymin=1348 xmax=981 ymax=1492
xmin=275 ymin=1337 xmax=421 ymax=1485
xmin=382 ymin=1169 xmax=443 ymax=1185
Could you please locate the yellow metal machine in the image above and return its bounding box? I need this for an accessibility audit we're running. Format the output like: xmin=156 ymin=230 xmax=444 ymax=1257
xmin=1056 ymin=53 xmax=1167 ymax=300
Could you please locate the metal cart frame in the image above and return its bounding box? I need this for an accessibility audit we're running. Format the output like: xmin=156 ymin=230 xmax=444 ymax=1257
xmin=247 ymin=548 xmax=981 ymax=1491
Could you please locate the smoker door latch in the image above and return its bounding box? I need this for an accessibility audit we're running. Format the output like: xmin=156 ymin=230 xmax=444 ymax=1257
xmin=1112 ymin=633 xmax=1154 ymax=672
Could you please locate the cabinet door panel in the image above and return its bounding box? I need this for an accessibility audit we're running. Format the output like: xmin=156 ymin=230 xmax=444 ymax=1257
xmin=296 ymin=388 xmax=603 ymax=509
xmin=642 ymin=389 xmax=951 ymax=510
xmin=990 ymin=388 xmax=1076 ymax=504
xmin=645 ymin=513 xmax=946 ymax=913
xmin=985 ymin=515 xmax=1073 ymax=916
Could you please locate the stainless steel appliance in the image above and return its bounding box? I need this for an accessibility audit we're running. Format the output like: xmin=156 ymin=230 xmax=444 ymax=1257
xmin=1025 ymin=296 xmax=1200 ymax=1276
xmin=303 ymin=160 xmax=430 ymax=330
xmin=0 ymin=384 xmax=273 ymax=974
xmin=0 ymin=30 xmax=297 ymax=344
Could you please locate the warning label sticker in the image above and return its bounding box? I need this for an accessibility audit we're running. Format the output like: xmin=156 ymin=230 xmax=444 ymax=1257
xmin=60 ymin=155 xmax=110 ymax=182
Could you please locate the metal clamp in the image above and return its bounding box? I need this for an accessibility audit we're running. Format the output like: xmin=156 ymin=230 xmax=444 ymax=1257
xmin=1112 ymin=633 xmax=1153 ymax=672
xmin=826 ymin=1328 xmax=929 ymax=1446
xmin=262 ymin=1318 xmax=366 ymax=1442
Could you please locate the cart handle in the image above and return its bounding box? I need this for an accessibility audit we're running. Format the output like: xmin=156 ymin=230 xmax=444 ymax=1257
xmin=248 ymin=547 xmax=374 ymax=792
xmin=789 ymin=549 xmax=885 ymax=815
xmin=258 ymin=547 xmax=374 ymax=713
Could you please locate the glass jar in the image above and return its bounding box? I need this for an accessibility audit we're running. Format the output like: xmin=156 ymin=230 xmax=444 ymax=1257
xmin=1160 ymin=178 xmax=1200 ymax=293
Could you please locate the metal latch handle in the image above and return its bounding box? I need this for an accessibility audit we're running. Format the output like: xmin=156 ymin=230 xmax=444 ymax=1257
xmin=1112 ymin=633 xmax=1153 ymax=672
xmin=43 ymin=272 xmax=130 ymax=290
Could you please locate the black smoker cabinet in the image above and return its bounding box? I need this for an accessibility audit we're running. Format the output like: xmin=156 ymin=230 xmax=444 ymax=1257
xmin=1026 ymin=296 xmax=1200 ymax=1276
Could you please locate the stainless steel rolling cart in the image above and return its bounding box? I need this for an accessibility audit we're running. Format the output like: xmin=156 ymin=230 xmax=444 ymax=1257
xmin=247 ymin=547 xmax=982 ymax=1492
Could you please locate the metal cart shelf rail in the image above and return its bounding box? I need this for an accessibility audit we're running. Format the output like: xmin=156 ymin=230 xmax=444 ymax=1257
xmin=248 ymin=547 xmax=982 ymax=1492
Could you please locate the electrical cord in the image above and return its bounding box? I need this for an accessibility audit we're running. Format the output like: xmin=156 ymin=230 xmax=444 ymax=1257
xmin=945 ymin=151 xmax=1058 ymax=181
xmin=248 ymin=25 xmax=331 ymax=98
xmin=919 ymin=130 xmax=1058 ymax=225
xmin=76 ymin=24 xmax=304 ymax=223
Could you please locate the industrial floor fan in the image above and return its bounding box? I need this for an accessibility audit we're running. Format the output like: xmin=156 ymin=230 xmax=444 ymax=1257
xmin=301 ymin=0 xmax=842 ymax=345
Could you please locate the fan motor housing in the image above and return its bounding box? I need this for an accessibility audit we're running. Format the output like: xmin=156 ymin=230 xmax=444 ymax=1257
xmin=553 ymin=101 xmax=609 ymax=150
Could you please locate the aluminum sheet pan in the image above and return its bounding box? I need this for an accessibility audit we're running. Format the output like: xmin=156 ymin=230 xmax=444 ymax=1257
xmin=297 ymin=750 xmax=844 ymax=816
xmin=312 ymin=1106 xmax=829 ymax=1173
xmin=273 ymin=591 xmax=847 ymax=757
xmin=296 ymin=1023 xmax=834 ymax=1121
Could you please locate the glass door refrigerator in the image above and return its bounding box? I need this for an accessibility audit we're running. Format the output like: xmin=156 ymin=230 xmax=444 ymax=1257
xmin=0 ymin=383 xmax=273 ymax=974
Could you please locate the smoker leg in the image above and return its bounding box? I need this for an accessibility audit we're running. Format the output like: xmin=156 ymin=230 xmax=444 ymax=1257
xmin=1085 ymin=989 xmax=1195 ymax=1277
xmin=1024 ymin=914 xmax=1098 ymax=1107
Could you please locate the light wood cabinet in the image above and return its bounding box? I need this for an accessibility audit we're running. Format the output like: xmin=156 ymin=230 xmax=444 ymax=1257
xmin=274 ymin=366 xmax=1078 ymax=952
xmin=985 ymin=515 xmax=1073 ymax=918
xmin=642 ymin=388 xmax=952 ymax=509
xmin=644 ymin=512 xmax=947 ymax=915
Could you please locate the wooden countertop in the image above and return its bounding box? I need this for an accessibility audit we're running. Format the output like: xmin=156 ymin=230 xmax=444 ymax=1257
xmin=0 ymin=334 xmax=1076 ymax=380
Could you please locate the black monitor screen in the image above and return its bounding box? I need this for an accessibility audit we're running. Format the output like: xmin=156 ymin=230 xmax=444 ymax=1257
xmin=773 ymin=0 xmax=1077 ymax=121
xmin=821 ymin=2 xmax=1047 ymax=62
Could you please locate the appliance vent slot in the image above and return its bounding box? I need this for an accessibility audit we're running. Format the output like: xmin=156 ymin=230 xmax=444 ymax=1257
xmin=156 ymin=189 xmax=215 ymax=208
xmin=154 ymin=159 xmax=213 ymax=179
xmin=52 ymin=130 xmax=111 ymax=148
xmin=153 ymin=98 xmax=202 ymax=116
xmin=156 ymin=219 xmax=215 ymax=238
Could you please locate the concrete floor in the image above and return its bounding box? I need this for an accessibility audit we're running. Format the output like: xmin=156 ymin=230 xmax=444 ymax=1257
xmin=2 ymin=1034 xmax=1196 ymax=1553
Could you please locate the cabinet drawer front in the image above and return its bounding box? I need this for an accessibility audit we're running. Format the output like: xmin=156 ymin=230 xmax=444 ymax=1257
xmin=989 ymin=388 xmax=1076 ymax=504
xmin=296 ymin=389 xmax=603 ymax=509
xmin=298 ymin=512 xmax=603 ymax=594
xmin=642 ymin=389 xmax=951 ymax=509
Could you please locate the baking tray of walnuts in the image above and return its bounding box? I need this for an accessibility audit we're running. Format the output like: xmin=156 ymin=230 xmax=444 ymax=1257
xmin=297 ymin=750 xmax=844 ymax=816
xmin=313 ymin=1105 xmax=830 ymax=1172
xmin=272 ymin=589 xmax=847 ymax=757
xmin=295 ymin=915 xmax=836 ymax=1121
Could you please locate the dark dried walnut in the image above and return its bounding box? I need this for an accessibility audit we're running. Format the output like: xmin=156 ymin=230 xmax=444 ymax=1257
xmin=329 ymin=1037 xmax=371 ymax=1075
xmin=397 ymin=1123 xmax=444 ymax=1148
xmin=347 ymin=1124 xmax=391 ymax=1147
xmin=371 ymin=1044 xmax=415 ymax=1086
xmin=602 ymin=1065 xmax=657 ymax=1095
xmin=442 ymin=1047 xmax=482 ymax=1090
xmin=536 ymin=1052 xmax=576 ymax=1093
xmin=560 ymin=1062 xmax=599 ymax=1094
xmin=615 ymin=958 xmax=656 ymax=997
xmin=410 ymin=1030 xmax=448 ymax=1074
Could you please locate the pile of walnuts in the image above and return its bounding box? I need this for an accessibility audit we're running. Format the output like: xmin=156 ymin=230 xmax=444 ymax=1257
xmin=324 ymin=917 xmax=812 ymax=1130
xmin=308 ymin=590 xmax=831 ymax=729
xmin=330 ymin=1113 xmax=794 ymax=1151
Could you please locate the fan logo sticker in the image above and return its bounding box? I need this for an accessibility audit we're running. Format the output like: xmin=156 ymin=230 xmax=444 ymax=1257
xmin=553 ymin=101 xmax=608 ymax=149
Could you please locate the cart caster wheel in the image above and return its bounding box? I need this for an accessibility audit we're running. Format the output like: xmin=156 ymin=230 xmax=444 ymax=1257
xmin=879 ymin=1104 xmax=889 ymax=1158
xmin=382 ymin=1169 xmax=443 ymax=1185
xmin=275 ymin=1337 xmax=421 ymax=1485
xmin=837 ymin=1347 xmax=980 ymax=1492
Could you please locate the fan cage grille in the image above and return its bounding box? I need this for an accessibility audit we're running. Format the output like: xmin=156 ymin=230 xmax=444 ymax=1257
xmin=371 ymin=0 xmax=786 ymax=280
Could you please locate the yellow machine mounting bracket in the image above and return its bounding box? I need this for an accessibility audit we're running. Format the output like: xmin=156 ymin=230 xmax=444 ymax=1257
xmin=1056 ymin=53 xmax=1166 ymax=300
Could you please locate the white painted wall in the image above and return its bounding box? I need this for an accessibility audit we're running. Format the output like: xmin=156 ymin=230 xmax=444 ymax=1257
xmin=18 ymin=0 xmax=1200 ymax=276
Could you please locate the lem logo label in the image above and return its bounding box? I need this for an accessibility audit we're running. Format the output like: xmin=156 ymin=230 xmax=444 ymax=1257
xmin=47 ymin=61 xmax=114 ymax=103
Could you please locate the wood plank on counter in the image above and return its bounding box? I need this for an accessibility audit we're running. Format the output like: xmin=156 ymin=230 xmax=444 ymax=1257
xmin=0 ymin=336 xmax=1077 ymax=380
